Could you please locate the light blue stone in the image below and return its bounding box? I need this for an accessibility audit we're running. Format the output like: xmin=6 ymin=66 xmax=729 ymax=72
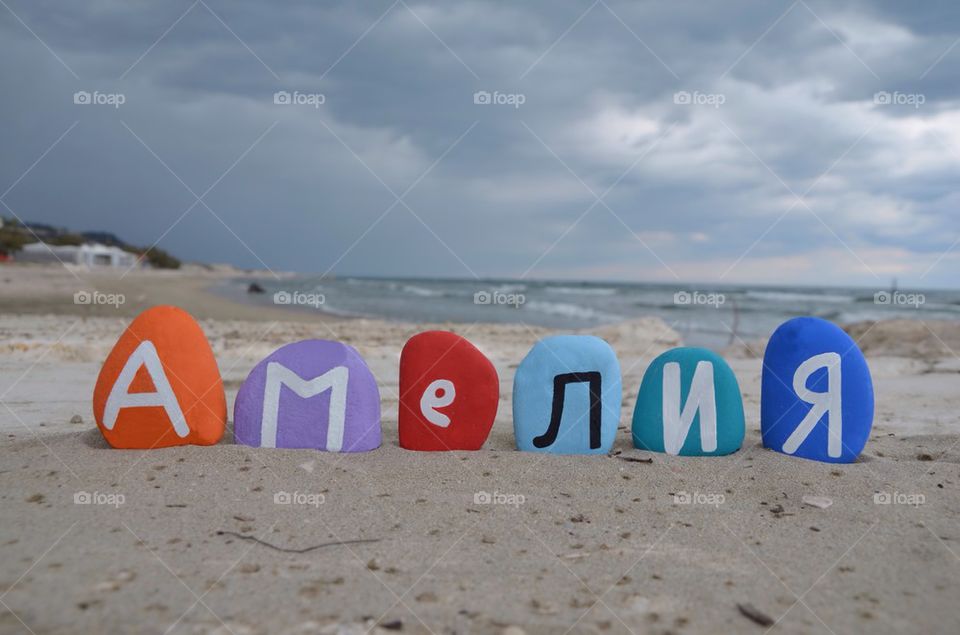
xmin=513 ymin=335 xmax=621 ymax=454
xmin=761 ymin=317 xmax=873 ymax=463
xmin=632 ymin=347 xmax=744 ymax=456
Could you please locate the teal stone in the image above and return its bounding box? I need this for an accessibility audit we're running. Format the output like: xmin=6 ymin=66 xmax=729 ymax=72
xmin=513 ymin=335 xmax=622 ymax=455
xmin=632 ymin=347 xmax=744 ymax=456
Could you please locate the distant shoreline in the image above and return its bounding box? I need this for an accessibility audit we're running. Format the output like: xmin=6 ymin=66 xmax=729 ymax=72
xmin=0 ymin=263 xmax=338 ymax=324
xmin=222 ymin=273 xmax=960 ymax=350
xmin=206 ymin=274 xmax=362 ymax=321
xmin=3 ymin=264 xmax=960 ymax=354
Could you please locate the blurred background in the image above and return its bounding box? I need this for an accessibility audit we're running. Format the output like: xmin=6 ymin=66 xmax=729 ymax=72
xmin=2 ymin=0 xmax=959 ymax=345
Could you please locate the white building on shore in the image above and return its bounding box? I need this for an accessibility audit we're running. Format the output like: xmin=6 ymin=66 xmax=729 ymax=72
xmin=16 ymin=242 xmax=140 ymax=268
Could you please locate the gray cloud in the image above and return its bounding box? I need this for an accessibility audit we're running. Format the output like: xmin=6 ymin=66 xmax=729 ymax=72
xmin=1 ymin=0 xmax=958 ymax=286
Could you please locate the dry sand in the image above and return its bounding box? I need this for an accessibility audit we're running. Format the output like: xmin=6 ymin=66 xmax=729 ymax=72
xmin=0 ymin=262 xmax=320 ymax=323
xmin=1 ymin=265 xmax=959 ymax=634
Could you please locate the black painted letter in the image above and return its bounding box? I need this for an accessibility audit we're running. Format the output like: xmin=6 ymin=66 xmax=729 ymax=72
xmin=533 ymin=372 xmax=602 ymax=449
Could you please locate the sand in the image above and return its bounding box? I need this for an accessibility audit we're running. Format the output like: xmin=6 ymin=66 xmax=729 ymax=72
xmin=1 ymin=265 xmax=959 ymax=634
xmin=0 ymin=262 xmax=322 ymax=323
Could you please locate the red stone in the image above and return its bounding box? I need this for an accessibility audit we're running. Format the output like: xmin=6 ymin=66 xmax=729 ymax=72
xmin=398 ymin=331 xmax=499 ymax=451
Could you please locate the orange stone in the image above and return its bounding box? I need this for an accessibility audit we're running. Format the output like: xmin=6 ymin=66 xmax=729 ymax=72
xmin=93 ymin=305 xmax=226 ymax=449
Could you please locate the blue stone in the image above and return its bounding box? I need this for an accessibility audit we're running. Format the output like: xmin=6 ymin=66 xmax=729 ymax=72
xmin=632 ymin=347 xmax=744 ymax=456
xmin=513 ymin=335 xmax=621 ymax=454
xmin=761 ymin=317 xmax=873 ymax=463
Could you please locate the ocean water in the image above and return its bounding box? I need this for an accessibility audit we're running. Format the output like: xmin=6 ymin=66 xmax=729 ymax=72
xmin=222 ymin=277 xmax=960 ymax=350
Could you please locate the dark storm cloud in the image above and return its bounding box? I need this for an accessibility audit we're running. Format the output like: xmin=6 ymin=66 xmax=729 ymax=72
xmin=1 ymin=0 xmax=958 ymax=285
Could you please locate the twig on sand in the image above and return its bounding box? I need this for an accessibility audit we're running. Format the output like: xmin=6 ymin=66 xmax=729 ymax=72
xmin=737 ymin=602 xmax=775 ymax=627
xmin=617 ymin=456 xmax=653 ymax=463
xmin=607 ymin=450 xmax=654 ymax=463
xmin=216 ymin=530 xmax=380 ymax=554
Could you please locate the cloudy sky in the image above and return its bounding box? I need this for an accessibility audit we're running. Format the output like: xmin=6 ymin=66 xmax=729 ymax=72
xmin=2 ymin=0 xmax=959 ymax=287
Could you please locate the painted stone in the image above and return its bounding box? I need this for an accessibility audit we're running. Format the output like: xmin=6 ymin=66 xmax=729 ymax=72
xmin=761 ymin=317 xmax=873 ymax=463
xmin=513 ymin=335 xmax=621 ymax=454
xmin=92 ymin=305 xmax=226 ymax=449
xmin=234 ymin=339 xmax=380 ymax=452
xmin=398 ymin=331 xmax=499 ymax=451
xmin=632 ymin=347 xmax=744 ymax=456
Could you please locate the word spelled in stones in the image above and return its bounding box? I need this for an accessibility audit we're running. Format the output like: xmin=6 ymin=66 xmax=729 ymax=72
xmin=513 ymin=335 xmax=621 ymax=454
xmin=632 ymin=347 xmax=744 ymax=456
xmin=234 ymin=339 xmax=380 ymax=452
xmin=93 ymin=306 xmax=226 ymax=449
xmin=761 ymin=317 xmax=873 ymax=463
xmin=398 ymin=331 xmax=499 ymax=451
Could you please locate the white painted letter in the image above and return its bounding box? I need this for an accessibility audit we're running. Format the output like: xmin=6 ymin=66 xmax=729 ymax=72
xmin=261 ymin=363 xmax=349 ymax=451
xmin=104 ymin=340 xmax=189 ymax=437
xmin=420 ymin=379 xmax=455 ymax=427
xmin=782 ymin=352 xmax=842 ymax=458
xmin=662 ymin=361 xmax=717 ymax=454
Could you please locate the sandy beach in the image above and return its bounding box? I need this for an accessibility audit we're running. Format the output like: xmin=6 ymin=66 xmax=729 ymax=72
xmin=1 ymin=265 xmax=959 ymax=634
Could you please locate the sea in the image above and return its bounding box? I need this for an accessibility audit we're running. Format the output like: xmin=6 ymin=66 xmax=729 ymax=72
xmin=219 ymin=276 xmax=960 ymax=350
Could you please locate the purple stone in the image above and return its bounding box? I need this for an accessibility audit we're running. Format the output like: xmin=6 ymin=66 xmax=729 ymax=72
xmin=234 ymin=339 xmax=381 ymax=452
